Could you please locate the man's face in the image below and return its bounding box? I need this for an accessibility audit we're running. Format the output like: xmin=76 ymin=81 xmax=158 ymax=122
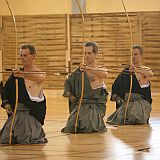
xmin=20 ymin=48 xmax=35 ymax=67
xmin=132 ymin=48 xmax=142 ymax=65
xmin=85 ymin=46 xmax=96 ymax=64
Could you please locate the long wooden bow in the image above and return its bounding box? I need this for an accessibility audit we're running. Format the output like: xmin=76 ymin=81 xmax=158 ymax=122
xmin=120 ymin=0 xmax=133 ymax=125
xmin=5 ymin=0 xmax=19 ymax=144
xmin=74 ymin=0 xmax=85 ymax=133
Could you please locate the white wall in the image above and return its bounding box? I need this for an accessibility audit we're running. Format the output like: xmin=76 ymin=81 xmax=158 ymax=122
xmin=0 ymin=0 xmax=72 ymax=15
xmin=0 ymin=0 xmax=159 ymax=16
xmin=87 ymin=0 xmax=160 ymax=13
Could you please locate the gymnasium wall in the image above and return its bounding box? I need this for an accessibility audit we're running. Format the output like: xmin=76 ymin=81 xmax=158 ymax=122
xmin=0 ymin=0 xmax=159 ymax=91
xmin=1 ymin=11 xmax=160 ymax=92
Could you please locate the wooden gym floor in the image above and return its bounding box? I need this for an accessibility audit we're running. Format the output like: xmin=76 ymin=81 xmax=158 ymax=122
xmin=0 ymin=90 xmax=160 ymax=160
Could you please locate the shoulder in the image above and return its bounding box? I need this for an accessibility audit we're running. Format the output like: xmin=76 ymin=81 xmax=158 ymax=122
xmin=96 ymin=65 xmax=105 ymax=69
xmin=33 ymin=66 xmax=41 ymax=72
xmin=33 ymin=66 xmax=46 ymax=76
xmin=123 ymin=68 xmax=129 ymax=72
xmin=96 ymin=65 xmax=108 ymax=71
xmin=96 ymin=65 xmax=102 ymax=68
xmin=141 ymin=65 xmax=152 ymax=70
xmin=66 ymin=67 xmax=80 ymax=80
xmin=8 ymin=73 xmax=15 ymax=80
xmin=71 ymin=67 xmax=80 ymax=74
xmin=115 ymin=68 xmax=129 ymax=79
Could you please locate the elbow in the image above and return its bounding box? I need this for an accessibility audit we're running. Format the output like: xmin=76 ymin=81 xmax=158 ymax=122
xmin=37 ymin=78 xmax=45 ymax=84
xmin=104 ymin=72 xmax=108 ymax=78
xmin=37 ymin=74 xmax=46 ymax=84
xmin=148 ymin=71 xmax=153 ymax=77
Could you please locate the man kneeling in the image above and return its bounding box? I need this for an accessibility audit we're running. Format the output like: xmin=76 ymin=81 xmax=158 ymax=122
xmin=107 ymin=45 xmax=153 ymax=125
xmin=0 ymin=44 xmax=47 ymax=144
xmin=62 ymin=42 xmax=108 ymax=133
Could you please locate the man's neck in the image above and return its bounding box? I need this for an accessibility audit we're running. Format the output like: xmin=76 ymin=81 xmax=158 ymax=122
xmin=87 ymin=62 xmax=96 ymax=68
xmin=134 ymin=62 xmax=142 ymax=68
xmin=24 ymin=65 xmax=35 ymax=71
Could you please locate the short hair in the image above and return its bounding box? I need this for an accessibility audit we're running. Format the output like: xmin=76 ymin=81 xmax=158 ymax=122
xmin=85 ymin=42 xmax=98 ymax=54
xmin=20 ymin=44 xmax=36 ymax=55
xmin=132 ymin=45 xmax=143 ymax=54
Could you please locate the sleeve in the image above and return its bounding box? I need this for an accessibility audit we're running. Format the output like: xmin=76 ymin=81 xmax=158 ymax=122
xmin=111 ymin=74 xmax=122 ymax=101
xmin=63 ymin=74 xmax=72 ymax=97
xmin=0 ymin=81 xmax=3 ymax=95
xmin=63 ymin=68 xmax=79 ymax=97
xmin=1 ymin=74 xmax=15 ymax=109
xmin=111 ymin=70 xmax=129 ymax=109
